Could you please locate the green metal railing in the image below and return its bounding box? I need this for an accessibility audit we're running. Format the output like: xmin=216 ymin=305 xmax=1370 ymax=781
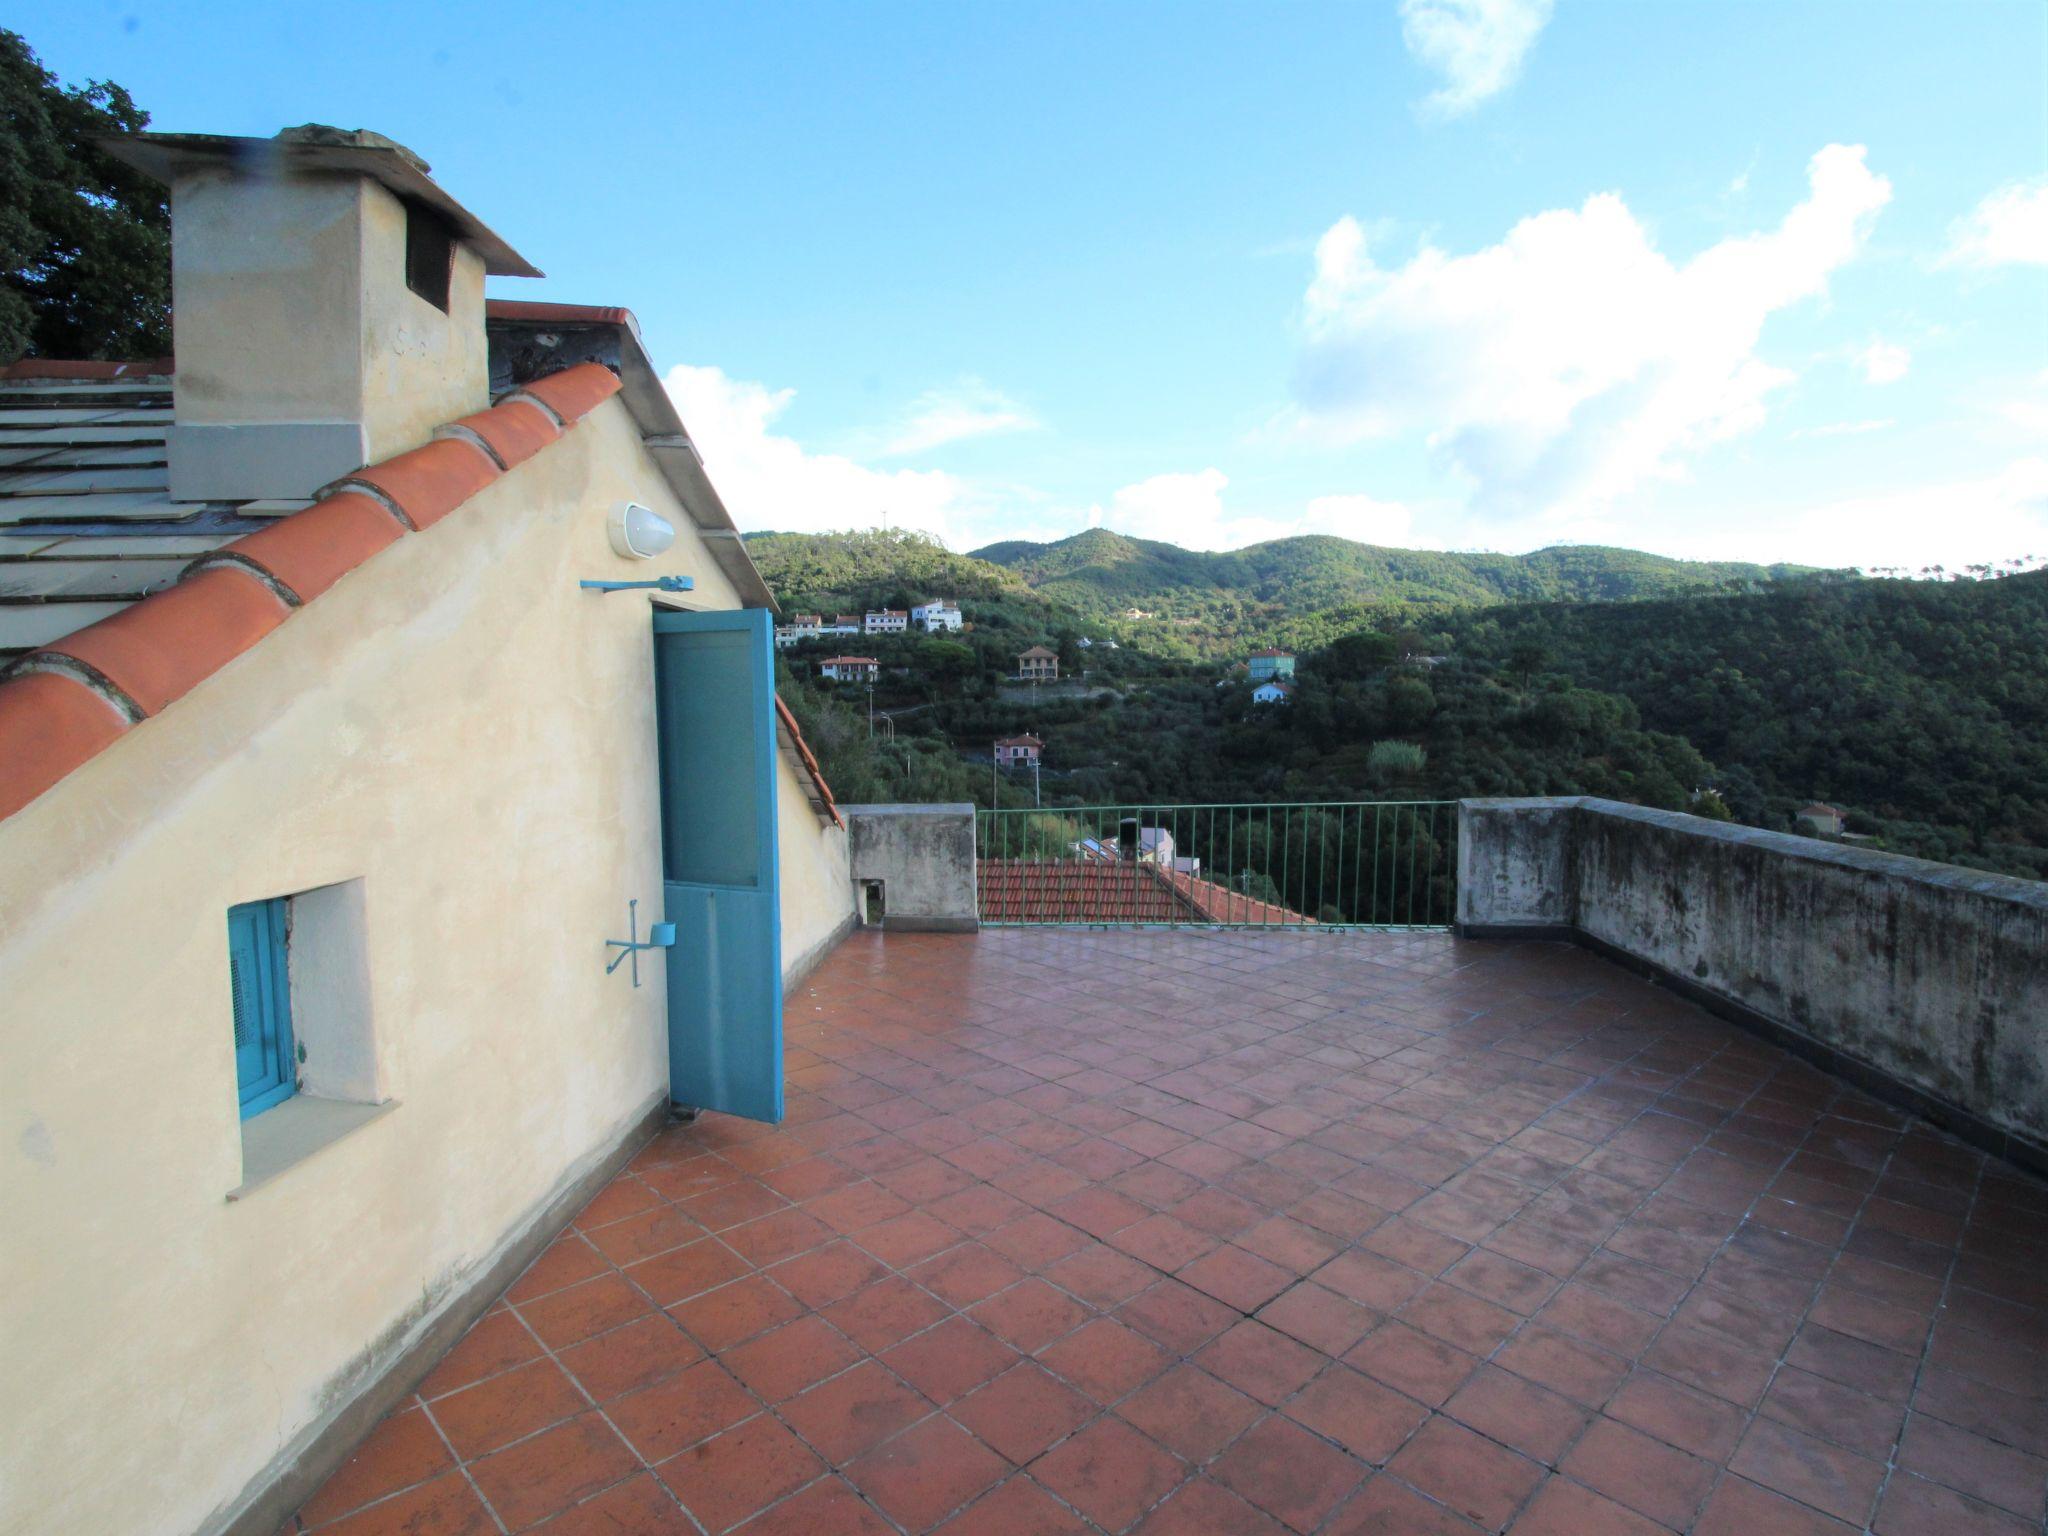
xmin=976 ymin=801 xmax=1458 ymax=929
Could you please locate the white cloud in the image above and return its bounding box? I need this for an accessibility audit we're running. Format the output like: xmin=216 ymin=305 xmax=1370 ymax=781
xmin=1998 ymin=373 xmax=2048 ymax=439
xmin=1942 ymin=179 xmax=2048 ymax=269
xmin=1791 ymin=418 xmax=1894 ymax=440
xmin=1084 ymin=471 xmax=1430 ymax=551
xmin=1731 ymin=458 xmax=2048 ymax=572
xmin=663 ymin=363 xmax=977 ymax=541
xmin=881 ymin=379 xmax=1039 ymax=456
xmin=1399 ymin=0 xmax=1554 ymax=117
xmin=1300 ymin=494 xmax=1421 ymax=546
xmin=1857 ymin=340 xmax=1910 ymax=385
xmin=1089 ymin=469 xmax=1233 ymax=545
xmin=1292 ymin=143 xmax=1892 ymax=516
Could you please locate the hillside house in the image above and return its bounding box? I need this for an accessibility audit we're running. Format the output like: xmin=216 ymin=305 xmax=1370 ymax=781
xmin=0 ymin=124 xmax=856 ymax=1536
xmin=911 ymin=599 xmax=962 ymax=631
xmin=863 ymin=608 xmax=908 ymax=634
xmin=1799 ymin=801 xmax=1849 ymax=837
xmin=774 ymin=612 xmax=823 ymax=646
xmin=1248 ymin=648 xmax=1295 ymax=682
xmin=1252 ymin=678 xmax=1296 ymax=705
xmin=819 ymin=655 xmax=880 ymax=682
xmin=1017 ymin=644 xmax=1059 ymax=681
xmin=994 ymin=733 xmax=1043 ymax=766
xmin=823 ymin=613 xmax=862 ymax=634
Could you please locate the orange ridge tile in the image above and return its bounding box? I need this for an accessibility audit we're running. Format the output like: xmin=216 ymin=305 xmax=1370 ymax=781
xmin=510 ymin=361 xmax=621 ymax=425
xmin=0 ymin=670 xmax=133 ymax=820
xmin=38 ymin=566 xmax=291 ymax=718
xmin=438 ymin=399 xmax=561 ymax=471
xmin=334 ymin=437 xmax=501 ymax=530
xmin=211 ymin=491 xmax=410 ymax=603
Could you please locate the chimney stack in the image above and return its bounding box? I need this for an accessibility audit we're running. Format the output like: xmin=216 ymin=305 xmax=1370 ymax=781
xmin=102 ymin=125 xmax=540 ymax=502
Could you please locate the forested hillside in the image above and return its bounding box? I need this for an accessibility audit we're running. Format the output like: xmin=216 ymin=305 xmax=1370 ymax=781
xmin=760 ymin=529 xmax=2042 ymax=882
xmin=971 ymin=528 xmax=1832 ymax=653
xmin=1442 ymin=572 xmax=2048 ymax=876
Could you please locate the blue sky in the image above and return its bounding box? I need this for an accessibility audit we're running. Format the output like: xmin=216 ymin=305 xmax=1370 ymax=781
xmin=26 ymin=0 xmax=2048 ymax=566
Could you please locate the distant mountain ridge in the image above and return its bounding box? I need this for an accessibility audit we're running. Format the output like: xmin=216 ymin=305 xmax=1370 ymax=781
xmin=745 ymin=526 xmax=1839 ymax=656
xmin=971 ymin=528 xmax=1832 ymax=615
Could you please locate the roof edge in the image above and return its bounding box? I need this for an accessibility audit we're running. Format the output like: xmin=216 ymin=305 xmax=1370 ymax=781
xmin=98 ymin=127 xmax=543 ymax=279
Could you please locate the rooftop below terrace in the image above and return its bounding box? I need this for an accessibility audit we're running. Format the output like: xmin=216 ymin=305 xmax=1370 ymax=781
xmin=284 ymin=927 xmax=2047 ymax=1535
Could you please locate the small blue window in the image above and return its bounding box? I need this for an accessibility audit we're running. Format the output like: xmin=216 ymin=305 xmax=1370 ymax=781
xmin=228 ymin=898 xmax=295 ymax=1118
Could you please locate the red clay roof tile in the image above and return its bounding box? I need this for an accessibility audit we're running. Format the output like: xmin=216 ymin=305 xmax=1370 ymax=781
xmin=977 ymin=861 xmax=1315 ymax=926
xmin=511 ymin=361 xmax=621 ymax=425
xmin=0 ymin=670 xmax=133 ymax=820
xmin=775 ymin=694 xmax=842 ymax=829
xmin=440 ymin=399 xmax=560 ymax=470
xmin=215 ymin=491 xmax=409 ymax=604
xmin=335 ymin=437 xmax=501 ymax=530
xmin=40 ymin=566 xmax=290 ymax=718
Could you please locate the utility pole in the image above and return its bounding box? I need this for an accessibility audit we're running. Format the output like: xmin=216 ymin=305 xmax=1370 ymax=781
xmin=866 ymin=684 xmax=874 ymax=738
xmin=1032 ymin=756 xmax=1041 ymax=808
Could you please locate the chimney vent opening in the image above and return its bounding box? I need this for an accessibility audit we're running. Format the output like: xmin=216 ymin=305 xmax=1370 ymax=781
xmin=404 ymin=203 xmax=455 ymax=313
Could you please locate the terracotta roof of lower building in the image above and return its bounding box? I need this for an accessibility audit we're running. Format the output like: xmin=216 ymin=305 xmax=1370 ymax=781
xmin=977 ymin=860 xmax=1314 ymax=925
xmin=774 ymin=694 xmax=841 ymax=829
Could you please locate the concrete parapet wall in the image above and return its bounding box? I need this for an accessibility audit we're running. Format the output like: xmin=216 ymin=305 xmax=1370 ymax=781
xmin=844 ymin=803 xmax=979 ymax=932
xmin=1458 ymin=796 xmax=2048 ymax=1171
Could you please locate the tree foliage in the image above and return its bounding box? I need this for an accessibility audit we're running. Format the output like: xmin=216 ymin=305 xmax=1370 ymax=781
xmin=0 ymin=31 xmax=169 ymax=362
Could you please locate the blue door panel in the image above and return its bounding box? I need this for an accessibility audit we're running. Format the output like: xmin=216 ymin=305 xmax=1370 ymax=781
xmin=662 ymin=884 xmax=782 ymax=1122
xmin=651 ymin=606 xmax=784 ymax=1124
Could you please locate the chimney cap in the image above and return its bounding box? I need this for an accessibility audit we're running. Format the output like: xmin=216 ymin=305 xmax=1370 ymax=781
xmin=96 ymin=124 xmax=543 ymax=279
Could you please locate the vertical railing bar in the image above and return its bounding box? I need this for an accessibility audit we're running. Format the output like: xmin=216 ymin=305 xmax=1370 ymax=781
xmin=1369 ymin=804 xmax=1382 ymax=927
xmin=1406 ymin=804 xmax=1420 ymax=927
xmin=1332 ymin=804 xmax=1345 ymax=928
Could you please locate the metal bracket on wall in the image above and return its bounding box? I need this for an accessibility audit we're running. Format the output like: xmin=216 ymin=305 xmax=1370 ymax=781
xmin=579 ymin=576 xmax=695 ymax=593
xmin=604 ymin=898 xmax=676 ymax=987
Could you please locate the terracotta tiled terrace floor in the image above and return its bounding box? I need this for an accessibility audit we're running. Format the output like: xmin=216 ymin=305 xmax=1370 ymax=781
xmin=285 ymin=929 xmax=2048 ymax=1536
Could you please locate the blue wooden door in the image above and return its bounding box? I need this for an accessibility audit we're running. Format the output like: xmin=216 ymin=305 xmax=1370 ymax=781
xmin=652 ymin=606 xmax=784 ymax=1123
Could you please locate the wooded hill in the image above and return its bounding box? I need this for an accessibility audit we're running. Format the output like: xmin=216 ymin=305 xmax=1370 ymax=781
xmin=1440 ymin=570 xmax=2048 ymax=878
xmin=756 ymin=527 xmax=2043 ymax=882
xmin=970 ymin=528 xmax=1833 ymax=654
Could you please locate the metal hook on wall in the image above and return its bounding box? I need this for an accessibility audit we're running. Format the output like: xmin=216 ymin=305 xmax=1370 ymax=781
xmin=605 ymin=898 xmax=676 ymax=987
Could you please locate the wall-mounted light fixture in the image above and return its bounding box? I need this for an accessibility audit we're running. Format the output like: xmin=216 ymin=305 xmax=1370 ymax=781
xmin=608 ymin=500 xmax=678 ymax=560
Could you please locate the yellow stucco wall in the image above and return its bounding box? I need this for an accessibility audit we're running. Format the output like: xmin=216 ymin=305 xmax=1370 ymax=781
xmin=777 ymin=744 xmax=854 ymax=982
xmin=0 ymin=398 xmax=849 ymax=1535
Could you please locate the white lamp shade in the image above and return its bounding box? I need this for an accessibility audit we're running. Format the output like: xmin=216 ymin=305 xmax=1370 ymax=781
xmin=608 ymin=501 xmax=677 ymax=559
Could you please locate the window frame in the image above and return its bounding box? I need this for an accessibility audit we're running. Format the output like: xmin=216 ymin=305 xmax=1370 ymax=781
xmin=228 ymin=897 xmax=297 ymax=1119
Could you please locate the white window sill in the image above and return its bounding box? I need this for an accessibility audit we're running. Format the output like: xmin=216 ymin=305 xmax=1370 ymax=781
xmin=229 ymin=1095 xmax=398 ymax=1201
